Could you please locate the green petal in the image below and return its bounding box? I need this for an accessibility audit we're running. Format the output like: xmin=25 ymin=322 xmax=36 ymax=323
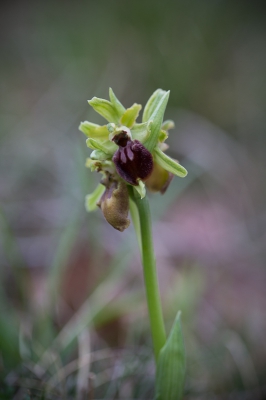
xmin=85 ymin=184 xmax=105 ymax=212
xmin=154 ymin=147 xmax=187 ymax=178
xmin=86 ymin=138 xmax=117 ymax=155
xmin=142 ymin=89 xmax=167 ymax=123
xmin=79 ymin=121 xmax=109 ymax=140
xmin=109 ymin=88 xmax=126 ymax=117
xmin=144 ymin=91 xmax=170 ymax=152
xmin=88 ymin=97 xmax=120 ymax=124
xmin=131 ymin=121 xmax=152 ymax=142
xmin=155 ymin=311 xmax=186 ymax=400
xmin=120 ymin=103 xmax=142 ymax=128
xmin=161 ymin=119 xmax=175 ymax=131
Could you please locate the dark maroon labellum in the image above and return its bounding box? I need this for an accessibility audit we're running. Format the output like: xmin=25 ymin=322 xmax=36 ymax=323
xmin=113 ymin=139 xmax=153 ymax=185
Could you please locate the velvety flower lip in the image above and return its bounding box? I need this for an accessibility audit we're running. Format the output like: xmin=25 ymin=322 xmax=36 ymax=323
xmin=112 ymin=131 xmax=153 ymax=185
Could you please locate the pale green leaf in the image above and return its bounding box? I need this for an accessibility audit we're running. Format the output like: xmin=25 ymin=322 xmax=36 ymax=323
xmin=85 ymin=184 xmax=105 ymax=212
xmin=88 ymin=97 xmax=120 ymax=124
xmin=109 ymin=88 xmax=126 ymax=117
xmin=155 ymin=311 xmax=186 ymax=400
xmin=154 ymin=147 xmax=187 ymax=178
xmin=79 ymin=121 xmax=109 ymax=140
xmin=120 ymin=103 xmax=142 ymax=128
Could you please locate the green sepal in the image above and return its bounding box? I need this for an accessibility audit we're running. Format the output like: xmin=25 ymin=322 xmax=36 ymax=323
xmin=142 ymin=89 xmax=167 ymax=123
xmin=120 ymin=103 xmax=142 ymax=128
xmin=90 ymin=150 xmax=109 ymax=160
xmin=154 ymin=147 xmax=187 ymax=178
xmin=109 ymin=88 xmax=126 ymax=117
xmin=88 ymin=97 xmax=120 ymax=124
xmin=134 ymin=180 xmax=146 ymax=199
xmin=155 ymin=311 xmax=186 ymax=400
xmin=161 ymin=120 xmax=175 ymax=131
xmin=144 ymin=91 xmax=170 ymax=152
xmin=79 ymin=121 xmax=109 ymax=140
xmin=86 ymin=138 xmax=117 ymax=155
xmin=85 ymin=184 xmax=105 ymax=212
xmin=131 ymin=121 xmax=152 ymax=142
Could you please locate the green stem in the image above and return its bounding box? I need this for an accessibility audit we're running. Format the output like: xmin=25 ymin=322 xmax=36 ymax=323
xmin=130 ymin=189 xmax=166 ymax=361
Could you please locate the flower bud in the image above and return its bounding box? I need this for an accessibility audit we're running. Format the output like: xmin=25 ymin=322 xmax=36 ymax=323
xmin=97 ymin=178 xmax=130 ymax=232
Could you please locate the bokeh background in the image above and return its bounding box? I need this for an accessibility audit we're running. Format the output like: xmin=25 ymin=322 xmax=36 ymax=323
xmin=1 ymin=1 xmax=266 ymax=398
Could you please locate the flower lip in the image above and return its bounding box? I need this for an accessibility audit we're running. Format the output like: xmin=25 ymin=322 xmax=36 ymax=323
xmin=113 ymin=139 xmax=153 ymax=186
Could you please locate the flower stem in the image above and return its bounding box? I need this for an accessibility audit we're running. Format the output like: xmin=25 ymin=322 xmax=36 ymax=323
xmin=130 ymin=189 xmax=166 ymax=362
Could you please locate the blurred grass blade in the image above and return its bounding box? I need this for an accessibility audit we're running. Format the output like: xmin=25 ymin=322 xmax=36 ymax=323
xmin=0 ymin=311 xmax=21 ymax=369
xmin=155 ymin=311 xmax=186 ymax=400
xmin=0 ymin=205 xmax=28 ymax=307
xmin=76 ymin=329 xmax=91 ymax=399
xmin=47 ymin=213 xmax=80 ymax=304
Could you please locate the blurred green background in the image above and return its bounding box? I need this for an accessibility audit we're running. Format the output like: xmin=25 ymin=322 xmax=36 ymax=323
xmin=0 ymin=0 xmax=266 ymax=398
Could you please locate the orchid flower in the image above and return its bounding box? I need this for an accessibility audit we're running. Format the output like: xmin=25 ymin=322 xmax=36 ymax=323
xmin=79 ymin=88 xmax=187 ymax=231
